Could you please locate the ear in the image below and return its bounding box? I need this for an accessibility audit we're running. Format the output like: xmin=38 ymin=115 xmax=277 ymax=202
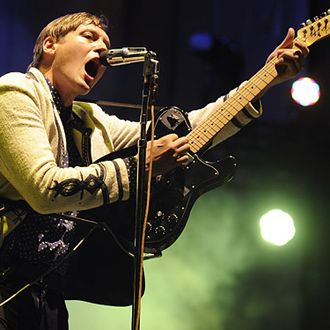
xmin=42 ymin=36 xmax=57 ymax=57
xmin=39 ymin=36 xmax=59 ymax=68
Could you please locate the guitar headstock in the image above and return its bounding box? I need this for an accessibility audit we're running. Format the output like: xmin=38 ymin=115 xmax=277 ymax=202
xmin=297 ymin=9 xmax=330 ymax=46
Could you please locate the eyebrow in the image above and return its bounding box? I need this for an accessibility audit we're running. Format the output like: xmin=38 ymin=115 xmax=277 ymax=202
xmin=82 ymin=26 xmax=111 ymax=49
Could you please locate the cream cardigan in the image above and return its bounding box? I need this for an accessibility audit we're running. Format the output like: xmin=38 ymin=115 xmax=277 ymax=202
xmin=0 ymin=67 xmax=261 ymax=243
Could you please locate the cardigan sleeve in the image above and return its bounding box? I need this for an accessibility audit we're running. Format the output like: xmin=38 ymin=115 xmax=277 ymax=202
xmin=0 ymin=72 xmax=131 ymax=214
xmin=187 ymin=83 xmax=262 ymax=146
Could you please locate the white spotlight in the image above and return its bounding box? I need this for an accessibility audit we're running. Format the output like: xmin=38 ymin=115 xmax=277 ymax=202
xmin=291 ymin=77 xmax=320 ymax=107
xmin=259 ymin=209 xmax=296 ymax=246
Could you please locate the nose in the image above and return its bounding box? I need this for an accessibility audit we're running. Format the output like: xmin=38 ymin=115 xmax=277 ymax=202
xmin=94 ymin=39 xmax=108 ymax=54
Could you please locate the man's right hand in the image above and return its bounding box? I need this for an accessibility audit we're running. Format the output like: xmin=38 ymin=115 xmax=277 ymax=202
xmin=145 ymin=133 xmax=191 ymax=177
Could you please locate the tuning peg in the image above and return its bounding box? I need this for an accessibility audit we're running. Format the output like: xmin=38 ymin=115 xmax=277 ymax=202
xmin=314 ymin=16 xmax=319 ymax=21
xmin=299 ymin=22 xmax=306 ymax=28
xmin=320 ymin=12 xmax=327 ymax=17
xmin=306 ymin=19 xmax=313 ymax=25
xmin=328 ymin=9 xmax=330 ymax=14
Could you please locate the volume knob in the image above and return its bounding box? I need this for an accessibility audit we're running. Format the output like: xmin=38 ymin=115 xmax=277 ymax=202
xmin=154 ymin=226 xmax=166 ymax=237
xmin=167 ymin=213 xmax=179 ymax=224
xmin=154 ymin=210 xmax=165 ymax=221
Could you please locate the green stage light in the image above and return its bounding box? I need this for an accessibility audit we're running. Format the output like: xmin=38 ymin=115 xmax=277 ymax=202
xmin=259 ymin=209 xmax=296 ymax=246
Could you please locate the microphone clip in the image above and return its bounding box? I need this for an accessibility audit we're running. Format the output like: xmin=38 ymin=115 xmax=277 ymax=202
xmin=100 ymin=47 xmax=156 ymax=67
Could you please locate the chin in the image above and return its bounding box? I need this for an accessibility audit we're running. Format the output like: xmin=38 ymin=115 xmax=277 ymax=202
xmin=78 ymin=81 xmax=93 ymax=95
xmin=79 ymin=88 xmax=91 ymax=97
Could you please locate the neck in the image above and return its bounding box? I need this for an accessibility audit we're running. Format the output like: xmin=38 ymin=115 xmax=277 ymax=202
xmin=40 ymin=67 xmax=75 ymax=107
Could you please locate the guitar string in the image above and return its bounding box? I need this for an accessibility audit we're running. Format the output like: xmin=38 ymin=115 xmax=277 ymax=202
xmin=187 ymin=55 xmax=278 ymax=153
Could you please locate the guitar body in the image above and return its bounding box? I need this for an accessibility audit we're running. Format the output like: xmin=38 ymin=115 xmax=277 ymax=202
xmin=142 ymin=150 xmax=237 ymax=253
xmin=80 ymin=106 xmax=237 ymax=254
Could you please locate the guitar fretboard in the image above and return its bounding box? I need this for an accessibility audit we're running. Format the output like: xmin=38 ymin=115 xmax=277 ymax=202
xmin=187 ymin=56 xmax=278 ymax=153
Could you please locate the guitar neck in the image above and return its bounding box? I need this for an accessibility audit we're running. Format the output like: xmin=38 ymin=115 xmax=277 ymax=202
xmin=187 ymin=8 xmax=330 ymax=154
xmin=187 ymin=56 xmax=278 ymax=153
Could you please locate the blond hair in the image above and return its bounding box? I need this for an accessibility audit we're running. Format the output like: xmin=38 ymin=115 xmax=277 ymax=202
xmin=29 ymin=12 xmax=108 ymax=69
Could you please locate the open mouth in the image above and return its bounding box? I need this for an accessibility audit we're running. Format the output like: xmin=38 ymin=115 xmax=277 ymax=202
xmin=85 ymin=59 xmax=99 ymax=79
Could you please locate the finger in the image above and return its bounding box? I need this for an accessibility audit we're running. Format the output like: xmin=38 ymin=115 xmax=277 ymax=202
xmin=276 ymin=56 xmax=301 ymax=75
xmin=170 ymin=136 xmax=189 ymax=148
xmin=167 ymin=133 xmax=179 ymax=141
xmin=172 ymin=145 xmax=190 ymax=160
xmin=176 ymin=154 xmax=190 ymax=164
xmin=294 ymin=50 xmax=305 ymax=67
xmin=152 ymin=134 xmax=179 ymax=150
xmin=279 ymin=50 xmax=302 ymax=62
xmin=159 ymin=133 xmax=179 ymax=143
xmin=276 ymin=27 xmax=295 ymax=50
xmin=293 ymin=40 xmax=310 ymax=58
xmin=280 ymin=50 xmax=301 ymax=62
xmin=275 ymin=47 xmax=299 ymax=58
xmin=275 ymin=48 xmax=304 ymax=71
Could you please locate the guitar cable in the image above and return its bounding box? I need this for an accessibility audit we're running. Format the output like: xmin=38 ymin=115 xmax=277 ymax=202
xmin=133 ymin=102 xmax=156 ymax=330
xmin=0 ymin=224 xmax=99 ymax=307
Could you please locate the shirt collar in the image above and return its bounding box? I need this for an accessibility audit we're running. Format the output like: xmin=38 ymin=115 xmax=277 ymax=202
xmin=45 ymin=77 xmax=71 ymax=123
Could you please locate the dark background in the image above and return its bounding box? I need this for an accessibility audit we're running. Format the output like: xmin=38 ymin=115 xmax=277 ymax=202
xmin=1 ymin=1 xmax=330 ymax=329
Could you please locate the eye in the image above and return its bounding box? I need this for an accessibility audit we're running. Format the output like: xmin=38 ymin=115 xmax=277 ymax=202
xmin=82 ymin=32 xmax=94 ymax=40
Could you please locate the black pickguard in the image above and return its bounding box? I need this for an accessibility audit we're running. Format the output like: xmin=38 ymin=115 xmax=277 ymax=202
xmin=79 ymin=106 xmax=237 ymax=254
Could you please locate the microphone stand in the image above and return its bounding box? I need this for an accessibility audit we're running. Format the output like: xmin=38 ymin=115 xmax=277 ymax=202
xmin=132 ymin=52 xmax=159 ymax=330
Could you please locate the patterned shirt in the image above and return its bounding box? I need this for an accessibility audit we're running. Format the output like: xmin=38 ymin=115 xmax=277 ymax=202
xmin=0 ymin=80 xmax=79 ymax=275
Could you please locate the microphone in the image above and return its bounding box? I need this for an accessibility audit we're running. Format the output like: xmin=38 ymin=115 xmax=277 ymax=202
xmin=100 ymin=47 xmax=156 ymax=66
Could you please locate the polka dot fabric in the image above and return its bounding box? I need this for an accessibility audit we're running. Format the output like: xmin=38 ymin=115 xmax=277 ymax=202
xmin=0 ymin=80 xmax=79 ymax=272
